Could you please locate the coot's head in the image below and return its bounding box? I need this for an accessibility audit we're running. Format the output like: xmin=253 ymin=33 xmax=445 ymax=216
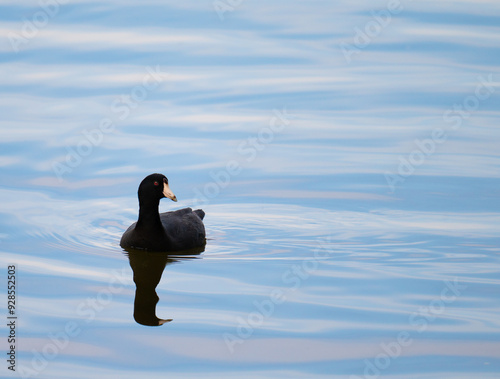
xmin=138 ymin=173 xmax=177 ymax=203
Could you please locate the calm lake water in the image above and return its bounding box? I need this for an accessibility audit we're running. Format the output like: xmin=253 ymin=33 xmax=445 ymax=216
xmin=1 ymin=1 xmax=500 ymax=378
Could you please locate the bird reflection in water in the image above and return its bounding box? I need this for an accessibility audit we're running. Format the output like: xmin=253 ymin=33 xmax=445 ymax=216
xmin=124 ymin=246 xmax=204 ymax=326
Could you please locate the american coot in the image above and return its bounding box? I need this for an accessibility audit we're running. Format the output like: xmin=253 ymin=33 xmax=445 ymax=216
xmin=120 ymin=173 xmax=206 ymax=252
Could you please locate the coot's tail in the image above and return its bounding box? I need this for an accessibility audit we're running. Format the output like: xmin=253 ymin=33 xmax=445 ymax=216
xmin=194 ymin=209 xmax=205 ymax=220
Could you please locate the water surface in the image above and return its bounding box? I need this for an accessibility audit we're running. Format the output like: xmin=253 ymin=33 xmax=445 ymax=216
xmin=1 ymin=1 xmax=500 ymax=378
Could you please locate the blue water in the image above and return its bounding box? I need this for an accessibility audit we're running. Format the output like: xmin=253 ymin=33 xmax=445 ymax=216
xmin=1 ymin=1 xmax=500 ymax=378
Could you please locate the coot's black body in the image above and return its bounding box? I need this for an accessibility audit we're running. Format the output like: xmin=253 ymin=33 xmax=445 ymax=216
xmin=120 ymin=174 xmax=206 ymax=252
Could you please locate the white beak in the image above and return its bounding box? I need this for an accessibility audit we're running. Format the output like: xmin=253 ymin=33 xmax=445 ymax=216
xmin=162 ymin=182 xmax=177 ymax=202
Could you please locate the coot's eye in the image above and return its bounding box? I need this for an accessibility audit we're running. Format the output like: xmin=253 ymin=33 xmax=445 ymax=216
xmin=153 ymin=181 xmax=159 ymax=186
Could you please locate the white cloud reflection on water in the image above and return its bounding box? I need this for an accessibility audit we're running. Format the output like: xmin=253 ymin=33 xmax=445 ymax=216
xmin=2 ymin=1 xmax=500 ymax=184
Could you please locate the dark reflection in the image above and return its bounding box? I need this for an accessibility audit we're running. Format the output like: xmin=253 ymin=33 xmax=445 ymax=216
xmin=124 ymin=246 xmax=204 ymax=326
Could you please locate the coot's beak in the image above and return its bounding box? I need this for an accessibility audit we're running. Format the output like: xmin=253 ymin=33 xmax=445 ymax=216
xmin=158 ymin=318 xmax=173 ymax=325
xmin=162 ymin=181 xmax=177 ymax=202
